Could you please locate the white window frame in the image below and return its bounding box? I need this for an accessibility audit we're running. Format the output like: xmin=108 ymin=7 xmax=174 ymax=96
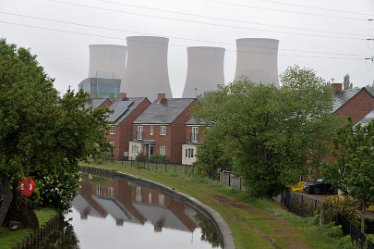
xmin=131 ymin=144 xmax=139 ymax=154
xmin=160 ymin=126 xmax=166 ymax=135
xmin=109 ymin=126 xmax=116 ymax=134
xmin=185 ymin=148 xmax=194 ymax=158
xmin=137 ymin=126 xmax=143 ymax=140
xmin=159 ymin=146 xmax=166 ymax=156
xmin=150 ymin=126 xmax=154 ymax=136
xmin=191 ymin=127 xmax=199 ymax=143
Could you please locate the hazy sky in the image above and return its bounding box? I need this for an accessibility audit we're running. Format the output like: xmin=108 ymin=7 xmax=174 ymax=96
xmin=1 ymin=0 xmax=374 ymax=97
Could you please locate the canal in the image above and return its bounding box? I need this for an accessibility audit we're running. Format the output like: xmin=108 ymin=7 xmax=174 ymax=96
xmin=38 ymin=173 xmax=223 ymax=249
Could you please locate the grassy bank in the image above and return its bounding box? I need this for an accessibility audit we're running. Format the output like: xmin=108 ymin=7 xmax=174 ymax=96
xmin=84 ymin=161 xmax=339 ymax=249
xmin=0 ymin=208 xmax=58 ymax=249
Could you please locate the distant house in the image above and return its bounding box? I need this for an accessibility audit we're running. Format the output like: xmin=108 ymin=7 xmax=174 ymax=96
xmin=181 ymin=118 xmax=205 ymax=165
xmin=86 ymin=98 xmax=112 ymax=109
xmin=107 ymin=93 xmax=151 ymax=160
xmin=332 ymin=83 xmax=374 ymax=124
xmin=129 ymin=93 xmax=197 ymax=164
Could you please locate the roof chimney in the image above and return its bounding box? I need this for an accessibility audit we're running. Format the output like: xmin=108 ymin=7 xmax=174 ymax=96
xmin=156 ymin=93 xmax=167 ymax=104
xmin=119 ymin=92 xmax=128 ymax=101
xmin=331 ymin=83 xmax=343 ymax=93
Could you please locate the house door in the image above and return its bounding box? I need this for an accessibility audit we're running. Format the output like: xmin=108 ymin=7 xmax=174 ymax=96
xmin=149 ymin=144 xmax=154 ymax=157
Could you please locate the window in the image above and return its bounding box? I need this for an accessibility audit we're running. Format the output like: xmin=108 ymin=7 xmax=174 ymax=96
xmin=131 ymin=144 xmax=139 ymax=154
xmin=158 ymin=194 xmax=165 ymax=206
xmin=160 ymin=126 xmax=166 ymax=135
xmin=96 ymin=184 xmax=101 ymax=195
xmin=185 ymin=148 xmax=194 ymax=158
xmin=136 ymin=186 xmax=142 ymax=202
xmin=191 ymin=127 xmax=199 ymax=143
xmin=159 ymin=146 xmax=166 ymax=156
xmin=137 ymin=126 xmax=143 ymax=140
xmin=148 ymin=193 xmax=152 ymax=204
xmin=108 ymin=187 xmax=114 ymax=197
xmin=150 ymin=126 xmax=154 ymax=136
xmin=109 ymin=126 xmax=116 ymax=134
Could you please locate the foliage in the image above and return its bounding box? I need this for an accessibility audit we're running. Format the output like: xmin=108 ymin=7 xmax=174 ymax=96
xmin=0 ymin=39 xmax=110 ymax=212
xmin=321 ymin=196 xmax=359 ymax=225
xmin=136 ymin=152 xmax=147 ymax=162
xmin=291 ymin=181 xmax=305 ymax=192
xmin=368 ymin=205 xmax=374 ymax=213
xmin=327 ymin=224 xmax=343 ymax=238
xmin=321 ymin=120 xmax=374 ymax=232
xmin=343 ymin=74 xmax=353 ymax=90
xmin=196 ymin=127 xmax=232 ymax=179
xmin=194 ymin=65 xmax=339 ymax=197
xmin=336 ymin=235 xmax=361 ymax=249
xmin=149 ymin=155 xmax=170 ymax=163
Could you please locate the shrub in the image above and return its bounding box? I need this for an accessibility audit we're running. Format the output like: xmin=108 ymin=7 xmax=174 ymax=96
xmin=322 ymin=196 xmax=359 ymax=225
xmin=368 ymin=205 xmax=374 ymax=213
xmin=136 ymin=152 xmax=147 ymax=162
xmin=37 ymin=170 xmax=80 ymax=210
xmin=291 ymin=181 xmax=305 ymax=192
xmin=327 ymin=225 xmax=343 ymax=238
xmin=336 ymin=235 xmax=361 ymax=249
xmin=149 ymin=155 xmax=170 ymax=163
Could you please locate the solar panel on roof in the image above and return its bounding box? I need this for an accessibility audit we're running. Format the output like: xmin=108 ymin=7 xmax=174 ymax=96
xmin=108 ymin=100 xmax=133 ymax=123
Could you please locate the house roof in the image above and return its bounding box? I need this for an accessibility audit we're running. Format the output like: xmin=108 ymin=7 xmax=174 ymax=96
xmin=333 ymin=88 xmax=361 ymax=112
xmin=134 ymin=98 xmax=195 ymax=124
xmin=108 ymin=97 xmax=146 ymax=125
xmin=86 ymin=98 xmax=110 ymax=109
xmin=358 ymin=109 xmax=374 ymax=125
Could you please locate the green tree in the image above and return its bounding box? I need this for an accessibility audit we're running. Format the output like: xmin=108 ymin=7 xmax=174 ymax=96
xmin=343 ymin=74 xmax=353 ymax=90
xmin=0 ymin=39 xmax=110 ymax=222
xmin=194 ymin=65 xmax=339 ymax=197
xmin=321 ymin=120 xmax=374 ymax=233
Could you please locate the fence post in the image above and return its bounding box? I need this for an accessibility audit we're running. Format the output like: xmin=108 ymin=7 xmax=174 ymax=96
xmin=239 ymin=177 xmax=242 ymax=190
xmin=300 ymin=194 xmax=304 ymax=216
xmin=228 ymin=174 xmax=231 ymax=187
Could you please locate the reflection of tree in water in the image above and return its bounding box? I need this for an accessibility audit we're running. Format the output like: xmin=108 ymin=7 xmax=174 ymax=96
xmin=195 ymin=213 xmax=222 ymax=248
xmin=38 ymin=214 xmax=80 ymax=249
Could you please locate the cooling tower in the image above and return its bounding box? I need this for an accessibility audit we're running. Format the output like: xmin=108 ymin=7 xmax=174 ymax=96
xmin=121 ymin=36 xmax=172 ymax=100
xmin=182 ymin=47 xmax=225 ymax=98
xmin=234 ymin=38 xmax=279 ymax=87
xmin=88 ymin=44 xmax=127 ymax=80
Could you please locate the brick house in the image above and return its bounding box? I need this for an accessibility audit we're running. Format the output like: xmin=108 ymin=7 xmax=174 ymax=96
xmin=86 ymin=98 xmax=112 ymax=109
xmin=332 ymin=83 xmax=374 ymax=124
xmin=129 ymin=93 xmax=197 ymax=164
xmin=107 ymin=93 xmax=151 ymax=160
xmin=181 ymin=118 xmax=206 ymax=165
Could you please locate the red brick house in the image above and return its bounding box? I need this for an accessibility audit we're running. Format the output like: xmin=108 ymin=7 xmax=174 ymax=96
xmin=181 ymin=118 xmax=206 ymax=165
xmin=107 ymin=94 xmax=151 ymax=160
xmin=129 ymin=93 xmax=197 ymax=164
xmin=332 ymin=83 xmax=374 ymax=124
xmin=86 ymin=98 xmax=112 ymax=109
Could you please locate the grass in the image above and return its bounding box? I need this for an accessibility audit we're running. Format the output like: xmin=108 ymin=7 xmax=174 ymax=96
xmin=85 ymin=160 xmax=340 ymax=249
xmin=0 ymin=208 xmax=58 ymax=249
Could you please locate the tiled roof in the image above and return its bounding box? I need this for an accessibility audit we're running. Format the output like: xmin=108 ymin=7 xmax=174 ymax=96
xmin=108 ymin=98 xmax=146 ymax=124
xmin=358 ymin=109 xmax=374 ymax=125
xmin=86 ymin=98 xmax=109 ymax=109
xmin=333 ymin=88 xmax=362 ymax=112
xmin=134 ymin=98 xmax=195 ymax=124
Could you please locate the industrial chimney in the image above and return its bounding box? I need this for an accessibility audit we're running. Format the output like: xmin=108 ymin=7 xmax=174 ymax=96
xmin=121 ymin=36 xmax=173 ymax=101
xmin=88 ymin=44 xmax=127 ymax=80
xmin=182 ymin=46 xmax=225 ymax=98
xmin=234 ymin=38 xmax=279 ymax=87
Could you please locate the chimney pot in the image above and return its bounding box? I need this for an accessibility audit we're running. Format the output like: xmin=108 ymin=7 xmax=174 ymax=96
xmin=157 ymin=93 xmax=166 ymax=100
xmin=119 ymin=92 xmax=128 ymax=101
xmin=331 ymin=83 xmax=343 ymax=93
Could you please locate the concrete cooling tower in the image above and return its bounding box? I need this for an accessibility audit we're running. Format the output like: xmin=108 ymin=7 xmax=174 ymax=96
xmin=88 ymin=44 xmax=127 ymax=80
xmin=234 ymin=38 xmax=279 ymax=87
xmin=182 ymin=47 xmax=225 ymax=98
xmin=121 ymin=36 xmax=173 ymax=101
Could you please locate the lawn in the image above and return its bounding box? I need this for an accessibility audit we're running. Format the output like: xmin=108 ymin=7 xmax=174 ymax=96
xmin=0 ymin=208 xmax=58 ymax=249
xmin=83 ymin=161 xmax=340 ymax=249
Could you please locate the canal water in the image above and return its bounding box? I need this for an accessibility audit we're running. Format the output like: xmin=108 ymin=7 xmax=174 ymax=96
xmin=38 ymin=174 xmax=223 ymax=249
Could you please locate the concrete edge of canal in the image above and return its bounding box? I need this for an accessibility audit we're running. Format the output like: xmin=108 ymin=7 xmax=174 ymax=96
xmin=80 ymin=166 xmax=236 ymax=249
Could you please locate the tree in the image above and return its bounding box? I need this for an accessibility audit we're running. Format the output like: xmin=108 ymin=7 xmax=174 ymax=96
xmin=194 ymin=66 xmax=339 ymax=197
xmin=343 ymin=74 xmax=353 ymax=90
xmin=321 ymin=120 xmax=374 ymax=233
xmin=0 ymin=39 xmax=110 ymax=224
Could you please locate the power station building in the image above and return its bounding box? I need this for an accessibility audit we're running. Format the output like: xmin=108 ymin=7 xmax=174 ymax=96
xmin=79 ymin=44 xmax=127 ymax=99
xmin=234 ymin=38 xmax=279 ymax=87
xmin=121 ymin=36 xmax=173 ymax=101
xmin=182 ymin=46 xmax=225 ymax=98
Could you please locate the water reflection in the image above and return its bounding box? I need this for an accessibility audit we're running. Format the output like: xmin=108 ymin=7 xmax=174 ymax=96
xmin=46 ymin=174 xmax=222 ymax=249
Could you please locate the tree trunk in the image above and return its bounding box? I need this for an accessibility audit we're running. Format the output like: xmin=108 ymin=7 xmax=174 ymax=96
xmin=361 ymin=201 xmax=366 ymax=234
xmin=0 ymin=179 xmax=13 ymax=226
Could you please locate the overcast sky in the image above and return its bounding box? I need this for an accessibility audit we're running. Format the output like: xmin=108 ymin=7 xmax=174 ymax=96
xmin=1 ymin=0 xmax=374 ymax=97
